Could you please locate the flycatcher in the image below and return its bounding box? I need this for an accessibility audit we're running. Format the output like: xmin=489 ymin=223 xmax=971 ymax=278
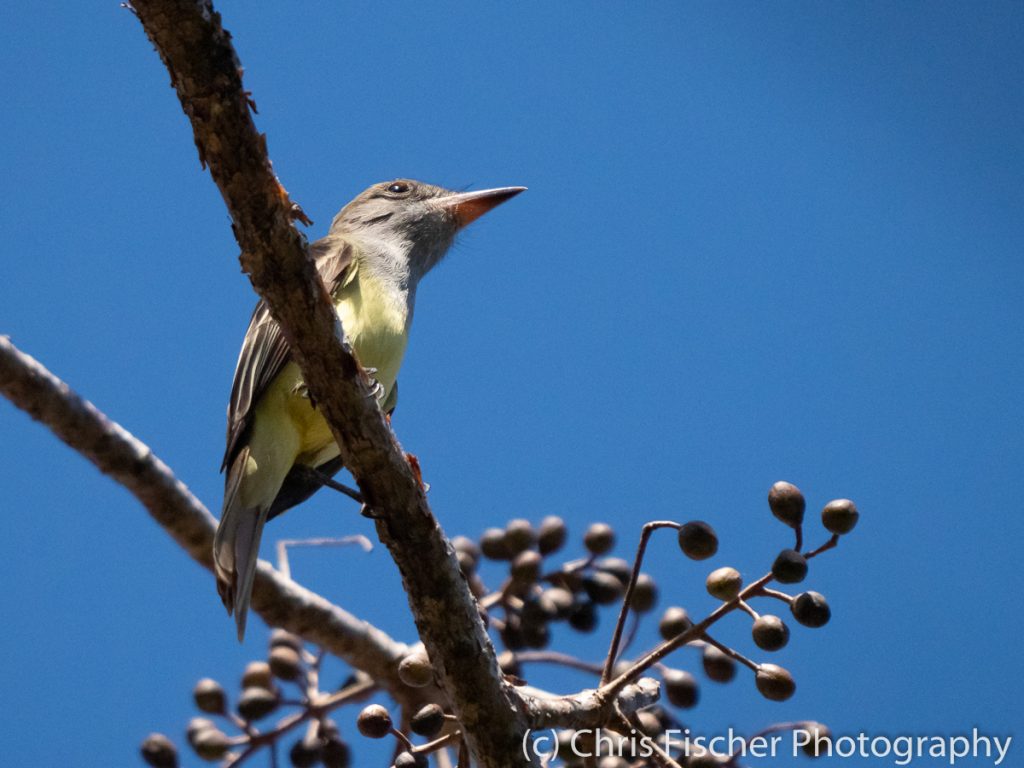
xmin=214 ymin=179 xmax=524 ymax=640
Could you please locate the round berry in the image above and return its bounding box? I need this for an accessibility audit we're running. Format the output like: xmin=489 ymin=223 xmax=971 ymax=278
xmin=504 ymin=519 xmax=536 ymax=555
xmin=410 ymin=704 xmax=446 ymax=738
xmin=269 ymin=628 xmax=303 ymax=653
xmin=140 ymin=733 xmax=178 ymax=768
xmin=192 ymin=678 xmax=226 ymax=715
xmin=584 ymin=523 xmax=616 ymax=555
xmin=768 ymin=481 xmax=805 ymax=528
xmin=480 ymin=528 xmax=510 ymax=560
xmin=791 ymin=591 xmax=831 ymax=628
xmin=289 ymin=735 xmax=321 ymax=768
xmin=822 ymin=499 xmax=859 ymax=535
xmin=596 ymin=557 xmax=632 ymax=585
xmin=705 ymin=567 xmax=742 ymax=600
xmin=751 ymin=615 xmax=790 ymax=651
xmin=677 ymin=521 xmax=718 ymax=560
xmin=568 ymin=600 xmax=599 ymax=633
xmin=451 ymin=536 xmax=480 ymax=567
xmin=662 ymin=668 xmax=699 ymax=708
xmin=629 ymin=573 xmax=658 ymax=613
xmin=269 ymin=645 xmax=302 ymax=681
xmin=542 ymin=587 xmax=574 ymax=620
xmin=394 ymin=751 xmax=428 ymax=768
xmin=771 ymin=549 xmax=808 ymax=584
xmin=538 ymin=515 xmax=568 ymax=554
xmin=583 ymin=571 xmax=624 ymax=604
xmin=191 ymin=728 xmax=230 ymax=761
xmin=510 ymin=550 xmax=542 ymax=584
xmin=658 ymin=606 xmax=693 ymax=640
xmin=398 ymin=651 xmax=433 ymax=688
xmin=356 ymin=704 xmax=393 ymax=739
xmin=321 ymin=737 xmax=351 ymax=768
xmin=241 ymin=661 xmax=272 ymax=689
xmin=701 ymin=645 xmax=736 ymax=682
xmin=186 ymin=718 xmax=215 ymax=742
xmin=237 ymin=686 xmax=278 ymax=721
xmin=800 ymin=722 xmax=832 ymax=757
xmin=755 ymin=663 xmax=796 ymax=701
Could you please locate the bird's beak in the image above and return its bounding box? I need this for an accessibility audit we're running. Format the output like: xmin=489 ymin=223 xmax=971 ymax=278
xmin=444 ymin=186 xmax=526 ymax=229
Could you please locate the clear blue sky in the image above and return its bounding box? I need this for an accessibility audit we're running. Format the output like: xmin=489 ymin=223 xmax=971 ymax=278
xmin=1 ymin=2 xmax=1021 ymax=767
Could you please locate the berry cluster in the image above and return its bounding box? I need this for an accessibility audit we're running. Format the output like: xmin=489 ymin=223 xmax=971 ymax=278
xmin=142 ymin=630 xmax=372 ymax=768
xmin=353 ymin=701 xmax=461 ymax=768
xmin=453 ymin=516 xmax=661 ymax=656
xmin=141 ymin=481 xmax=857 ymax=767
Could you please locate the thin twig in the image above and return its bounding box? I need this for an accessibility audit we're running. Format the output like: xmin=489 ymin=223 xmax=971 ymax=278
xmin=600 ymin=572 xmax=774 ymax=699
xmin=737 ymin=599 xmax=759 ymax=620
xmin=615 ymin=708 xmax=683 ymax=768
xmin=619 ymin=611 xmax=642 ymax=658
xmin=600 ymin=521 xmax=681 ymax=684
xmin=514 ymin=651 xmax=603 ymax=676
xmin=757 ymin=587 xmax=793 ymax=603
xmin=413 ymin=730 xmax=463 ymax=755
xmin=700 ymin=633 xmax=758 ymax=672
xmin=224 ymin=677 xmax=377 ymax=768
xmin=804 ymin=534 xmax=840 ymax=559
xmin=276 ymin=535 xmax=373 ymax=580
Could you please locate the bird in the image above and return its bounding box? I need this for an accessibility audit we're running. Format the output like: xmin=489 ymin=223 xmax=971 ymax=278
xmin=213 ymin=179 xmax=525 ymax=640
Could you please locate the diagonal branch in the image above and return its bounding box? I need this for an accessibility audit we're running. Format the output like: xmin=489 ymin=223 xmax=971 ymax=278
xmin=0 ymin=335 xmax=410 ymax=692
xmin=0 ymin=329 xmax=661 ymax=732
xmin=129 ymin=2 xmax=527 ymax=764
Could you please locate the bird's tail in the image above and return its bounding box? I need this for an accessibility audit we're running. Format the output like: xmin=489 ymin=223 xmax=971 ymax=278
xmin=213 ymin=446 xmax=268 ymax=642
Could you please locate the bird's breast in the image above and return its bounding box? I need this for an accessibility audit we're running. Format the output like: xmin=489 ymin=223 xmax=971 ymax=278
xmin=271 ymin=266 xmax=411 ymax=464
xmin=333 ymin=268 xmax=411 ymax=395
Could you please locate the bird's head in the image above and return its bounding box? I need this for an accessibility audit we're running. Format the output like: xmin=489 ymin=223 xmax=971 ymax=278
xmin=330 ymin=179 xmax=525 ymax=278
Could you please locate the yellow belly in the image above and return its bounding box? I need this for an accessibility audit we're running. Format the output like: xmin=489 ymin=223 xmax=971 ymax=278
xmin=242 ymin=267 xmax=409 ymax=506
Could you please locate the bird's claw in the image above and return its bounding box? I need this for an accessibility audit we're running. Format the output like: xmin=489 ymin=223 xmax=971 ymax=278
xmin=362 ymin=367 xmax=385 ymax=403
xmin=369 ymin=379 xmax=385 ymax=402
xmin=360 ymin=503 xmax=382 ymax=520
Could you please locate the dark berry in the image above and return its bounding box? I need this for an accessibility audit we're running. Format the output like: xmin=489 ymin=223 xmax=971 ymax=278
xmin=677 ymin=521 xmax=718 ymax=560
xmin=771 ymin=549 xmax=808 ymax=584
xmin=791 ymin=591 xmax=831 ymax=628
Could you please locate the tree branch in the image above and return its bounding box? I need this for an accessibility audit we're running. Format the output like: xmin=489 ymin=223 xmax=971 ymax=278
xmin=0 ymin=335 xmax=410 ymax=692
xmin=129 ymin=2 xmax=526 ymax=764
xmin=520 ymin=677 xmax=662 ymax=730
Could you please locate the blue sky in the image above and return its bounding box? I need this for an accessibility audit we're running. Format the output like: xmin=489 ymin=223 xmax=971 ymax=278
xmin=1 ymin=2 xmax=1021 ymax=767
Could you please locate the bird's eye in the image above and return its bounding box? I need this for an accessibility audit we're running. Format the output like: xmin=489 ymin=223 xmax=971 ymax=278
xmin=387 ymin=182 xmax=410 ymax=195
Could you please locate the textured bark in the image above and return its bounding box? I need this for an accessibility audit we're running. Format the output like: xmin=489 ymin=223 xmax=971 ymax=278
xmin=521 ymin=678 xmax=662 ymax=729
xmin=130 ymin=2 xmax=528 ymax=764
xmin=0 ymin=336 xmax=410 ymax=692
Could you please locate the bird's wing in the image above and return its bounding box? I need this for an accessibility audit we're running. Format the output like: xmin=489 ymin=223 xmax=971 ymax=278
xmin=221 ymin=235 xmax=355 ymax=471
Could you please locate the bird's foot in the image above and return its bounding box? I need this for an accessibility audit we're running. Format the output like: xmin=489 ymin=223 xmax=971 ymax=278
xmin=362 ymin=367 xmax=386 ymax=403
xmin=360 ymin=503 xmax=383 ymax=520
